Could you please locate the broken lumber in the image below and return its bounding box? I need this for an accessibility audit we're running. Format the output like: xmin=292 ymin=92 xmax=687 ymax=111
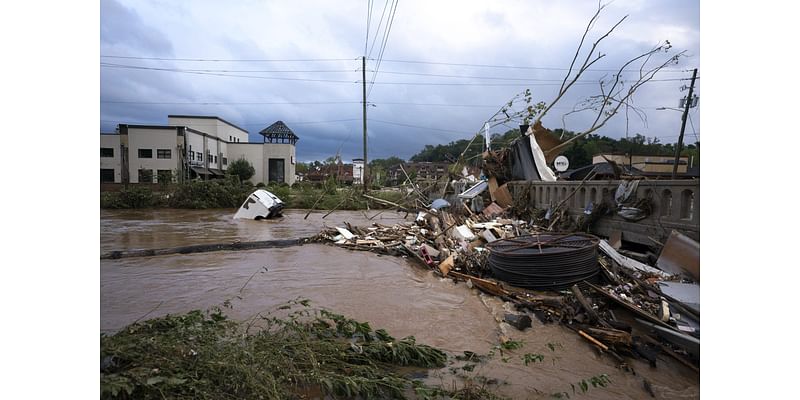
xmin=362 ymin=194 xmax=411 ymax=212
xmin=598 ymin=240 xmax=672 ymax=278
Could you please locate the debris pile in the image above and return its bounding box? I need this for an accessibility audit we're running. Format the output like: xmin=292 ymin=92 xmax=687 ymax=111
xmin=486 ymin=233 xmax=601 ymax=291
xmin=313 ymin=199 xmax=700 ymax=375
xmin=308 ymin=120 xmax=700 ymax=379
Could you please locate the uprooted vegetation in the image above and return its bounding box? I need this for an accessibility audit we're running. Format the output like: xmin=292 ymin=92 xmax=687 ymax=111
xmin=100 ymin=300 xmax=457 ymax=399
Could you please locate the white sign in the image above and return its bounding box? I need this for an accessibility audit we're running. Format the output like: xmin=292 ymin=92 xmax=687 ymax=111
xmin=554 ymin=156 xmax=570 ymax=172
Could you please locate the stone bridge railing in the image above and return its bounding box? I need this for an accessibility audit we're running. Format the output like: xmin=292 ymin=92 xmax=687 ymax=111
xmin=507 ymin=179 xmax=699 ymax=246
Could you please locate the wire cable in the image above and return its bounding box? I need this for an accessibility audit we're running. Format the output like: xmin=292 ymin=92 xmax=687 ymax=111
xmin=367 ymin=0 xmax=399 ymax=99
xmin=100 ymin=55 xmax=356 ymax=62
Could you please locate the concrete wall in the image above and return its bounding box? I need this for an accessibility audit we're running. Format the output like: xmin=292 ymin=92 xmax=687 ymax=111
xmin=227 ymin=143 xmax=265 ymax=184
xmin=207 ymin=137 xmax=220 ymax=170
xmin=168 ymin=116 xmax=249 ymax=143
xmin=100 ymin=134 xmax=122 ymax=183
xmin=219 ymin=141 xmax=228 ymax=171
xmin=127 ymin=127 xmax=180 ymax=183
xmin=169 ymin=116 xmax=218 ymax=137
xmin=263 ymin=143 xmax=296 ymax=185
xmin=508 ymin=179 xmax=699 ymax=245
xmin=218 ymin=121 xmax=248 ymax=143
xmin=185 ymin=130 xmax=205 ymax=168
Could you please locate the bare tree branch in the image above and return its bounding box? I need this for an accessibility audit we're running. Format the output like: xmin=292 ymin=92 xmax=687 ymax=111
xmin=545 ymin=46 xmax=686 ymax=157
xmin=536 ymin=2 xmax=628 ymax=125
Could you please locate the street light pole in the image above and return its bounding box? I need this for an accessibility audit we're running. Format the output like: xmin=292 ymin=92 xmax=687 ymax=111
xmin=672 ymin=68 xmax=697 ymax=179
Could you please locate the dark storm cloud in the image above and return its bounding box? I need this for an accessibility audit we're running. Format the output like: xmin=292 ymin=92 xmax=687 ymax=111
xmin=100 ymin=0 xmax=699 ymax=162
xmin=100 ymin=0 xmax=173 ymax=56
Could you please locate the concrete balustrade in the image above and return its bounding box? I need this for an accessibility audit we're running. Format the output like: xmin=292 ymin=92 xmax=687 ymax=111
xmin=507 ymin=180 xmax=699 ymax=246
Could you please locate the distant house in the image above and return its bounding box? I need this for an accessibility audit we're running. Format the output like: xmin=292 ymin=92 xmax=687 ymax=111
xmin=99 ymin=115 xmax=298 ymax=186
xmin=305 ymin=159 xmax=354 ymax=184
xmin=387 ymin=161 xmax=451 ymax=185
xmin=592 ymin=154 xmax=690 ymax=174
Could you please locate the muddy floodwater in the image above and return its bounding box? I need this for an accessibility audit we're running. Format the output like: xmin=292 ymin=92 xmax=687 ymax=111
xmin=101 ymin=208 xmax=699 ymax=399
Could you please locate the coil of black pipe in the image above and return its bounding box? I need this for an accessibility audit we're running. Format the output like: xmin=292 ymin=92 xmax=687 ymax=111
xmin=486 ymin=233 xmax=601 ymax=291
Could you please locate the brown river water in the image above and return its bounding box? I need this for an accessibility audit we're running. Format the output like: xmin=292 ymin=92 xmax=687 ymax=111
xmin=101 ymin=208 xmax=699 ymax=399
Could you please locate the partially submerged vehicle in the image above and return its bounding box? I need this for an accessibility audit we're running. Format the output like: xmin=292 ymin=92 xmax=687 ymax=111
xmin=234 ymin=189 xmax=284 ymax=220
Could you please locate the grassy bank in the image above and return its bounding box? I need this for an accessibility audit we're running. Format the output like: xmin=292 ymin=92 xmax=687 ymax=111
xmin=100 ymin=179 xmax=405 ymax=210
xmin=101 ymin=301 xmax=466 ymax=399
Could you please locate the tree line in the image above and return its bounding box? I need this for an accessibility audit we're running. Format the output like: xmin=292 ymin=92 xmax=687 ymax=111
xmin=295 ymin=129 xmax=699 ymax=183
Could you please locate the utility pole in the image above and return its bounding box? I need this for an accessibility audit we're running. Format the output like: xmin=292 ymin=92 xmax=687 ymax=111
xmin=672 ymin=68 xmax=697 ymax=179
xmin=362 ymin=56 xmax=368 ymax=191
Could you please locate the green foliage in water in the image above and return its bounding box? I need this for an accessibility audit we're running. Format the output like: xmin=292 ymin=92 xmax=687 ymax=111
xmin=100 ymin=302 xmax=449 ymax=399
xmin=521 ymin=353 xmax=545 ymax=365
xmin=550 ymin=374 xmax=612 ymax=399
xmin=100 ymin=179 xmax=406 ymax=211
xmin=100 ymin=186 xmax=158 ymax=209
xmin=166 ymin=178 xmax=251 ymax=209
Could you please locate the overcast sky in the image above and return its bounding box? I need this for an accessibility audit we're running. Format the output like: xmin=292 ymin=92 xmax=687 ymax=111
xmin=100 ymin=0 xmax=700 ymax=162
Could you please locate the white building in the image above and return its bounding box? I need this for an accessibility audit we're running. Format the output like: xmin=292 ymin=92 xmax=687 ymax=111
xmin=100 ymin=115 xmax=298 ymax=186
xmin=352 ymin=158 xmax=364 ymax=185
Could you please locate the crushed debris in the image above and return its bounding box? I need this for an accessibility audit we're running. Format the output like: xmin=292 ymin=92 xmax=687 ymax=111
xmin=311 ymin=160 xmax=700 ymax=376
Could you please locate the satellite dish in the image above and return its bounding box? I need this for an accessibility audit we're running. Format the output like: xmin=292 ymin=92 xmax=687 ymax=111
xmin=554 ymin=156 xmax=569 ymax=172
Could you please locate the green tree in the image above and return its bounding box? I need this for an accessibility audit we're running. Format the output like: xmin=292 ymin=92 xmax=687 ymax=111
xmin=227 ymin=158 xmax=255 ymax=182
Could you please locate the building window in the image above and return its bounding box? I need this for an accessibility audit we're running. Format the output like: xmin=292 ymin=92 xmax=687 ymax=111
xmin=138 ymin=169 xmax=153 ymax=183
xmin=138 ymin=149 xmax=153 ymax=158
xmin=197 ymin=153 xmax=203 ymax=162
xmin=157 ymin=170 xmax=172 ymax=184
xmin=230 ymin=136 xmax=232 ymax=141
xmin=100 ymin=169 xmax=115 ymax=183
xmin=223 ymin=157 xmax=228 ymax=165
xmin=157 ymin=149 xmax=172 ymax=159
xmin=214 ymin=155 xmax=218 ymax=163
xmin=189 ymin=151 xmax=195 ymax=161
xmin=101 ymin=148 xmax=114 ymax=158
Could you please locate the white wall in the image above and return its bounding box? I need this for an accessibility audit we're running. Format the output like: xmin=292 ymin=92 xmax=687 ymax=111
xmin=219 ymin=141 xmax=228 ymax=171
xmin=227 ymin=143 xmax=265 ymax=184
xmin=127 ymin=127 xmax=180 ymax=183
xmin=218 ymin=120 xmax=249 ymax=143
xmin=100 ymin=134 xmax=122 ymax=183
xmin=207 ymin=137 xmax=219 ymax=170
xmin=169 ymin=116 xmax=218 ymax=137
xmin=168 ymin=116 xmax=249 ymax=143
xmin=263 ymin=143 xmax=296 ymax=185
xmin=352 ymin=159 xmax=364 ymax=184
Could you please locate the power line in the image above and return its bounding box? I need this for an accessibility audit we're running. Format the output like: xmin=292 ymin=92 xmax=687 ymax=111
xmin=367 ymin=0 xmax=399 ymax=99
xmin=101 ymin=100 xmax=360 ymax=105
xmin=105 ymin=66 xmax=357 ymax=73
xmin=101 ymin=98 xmax=690 ymax=111
xmin=375 ymin=58 xmax=688 ymax=73
xmin=101 ymin=63 xmax=357 ymax=83
xmin=367 ymin=0 xmax=390 ymax=59
xmin=364 ymin=78 xmax=693 ymax=87
xmin=372 ymin=70 xmax=694 ymax=82
xmin=100 ymin=55 xmax=356 ymax=62
xmin=101 ymin=61 xmax=690 ymax=83
xmin=365 ymin=0 xmax=373 ymax=56
xmin=368 ymin=118 xmax=469 ymax=134
xmin=102 ymin=62 xmax=693 ymax=86
xmin=100 ymin=118 xmax=361 ymax=127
